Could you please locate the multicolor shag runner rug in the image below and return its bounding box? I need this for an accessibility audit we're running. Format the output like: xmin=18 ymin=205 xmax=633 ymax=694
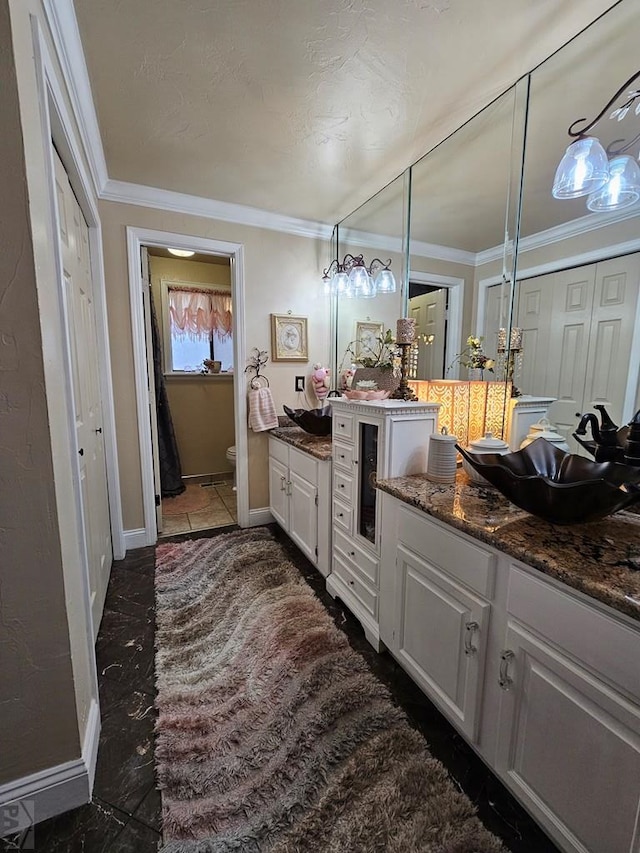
xmin=155 ymin=528 xmax=504 ymax=852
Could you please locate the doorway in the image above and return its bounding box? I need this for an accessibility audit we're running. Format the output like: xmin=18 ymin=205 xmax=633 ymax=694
xmin=143 ymin=246 xmax=237 ymax=536
xmin=127 ymin=227 xmax=249 ymax=545
xmin=407 ymin=271 xmax=464 ymax=379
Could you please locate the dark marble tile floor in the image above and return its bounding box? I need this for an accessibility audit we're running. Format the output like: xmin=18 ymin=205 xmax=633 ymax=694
xmin=2 ymin=524 xmax=559 ymax=852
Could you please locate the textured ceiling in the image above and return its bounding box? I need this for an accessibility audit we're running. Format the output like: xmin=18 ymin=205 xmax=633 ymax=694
xmin=74 ymin=0 xmax=618 ymax=225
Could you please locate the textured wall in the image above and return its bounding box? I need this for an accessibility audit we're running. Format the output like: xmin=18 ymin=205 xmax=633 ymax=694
xmin=0 ymin=0 xmax=80 ymax=784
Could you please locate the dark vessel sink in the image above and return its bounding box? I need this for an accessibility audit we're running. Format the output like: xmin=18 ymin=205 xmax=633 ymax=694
xmin=283 ymin=405 xmax=332 ymax=436
xmin=456 ymin=438 xmax=640 ymax=525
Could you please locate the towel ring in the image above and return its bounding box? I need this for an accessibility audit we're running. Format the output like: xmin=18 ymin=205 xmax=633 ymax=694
xmin=250 ymin=375 xmax=270 ymax=389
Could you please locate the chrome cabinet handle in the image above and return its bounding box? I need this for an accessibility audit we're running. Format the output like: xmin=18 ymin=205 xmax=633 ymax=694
xmin=280 ymin=475 xmax=286 ymax=491
xmin=286 ymin=480 xmax=292 ymax=496
xmin=499 ymin=650 xmax=515 ymax=690
xmin=464 ymin=621 xmax=479 ymax=656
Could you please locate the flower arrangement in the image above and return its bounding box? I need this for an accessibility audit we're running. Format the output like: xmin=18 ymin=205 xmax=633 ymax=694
xmin=448 ymin=335 xmax=495 ymax=375
xmin=341 ymin=328 xmax=400 ymax=371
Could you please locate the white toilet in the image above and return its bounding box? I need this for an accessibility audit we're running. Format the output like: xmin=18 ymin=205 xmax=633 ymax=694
xmin=225 ymin=445 xmax=237 ymax=490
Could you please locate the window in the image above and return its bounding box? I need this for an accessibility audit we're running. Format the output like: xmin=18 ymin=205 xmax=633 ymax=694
xmin=163 ymin=283 xmax=233 ymax=373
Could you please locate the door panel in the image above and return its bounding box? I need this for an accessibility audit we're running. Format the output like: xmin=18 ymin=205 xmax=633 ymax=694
xmin=289 ymin=472 xmax=317 ymax=563
xmin=54 ymin=149 xmax=112 ymax=636
xmin=409 ymin=289 xmax=446 ymax=379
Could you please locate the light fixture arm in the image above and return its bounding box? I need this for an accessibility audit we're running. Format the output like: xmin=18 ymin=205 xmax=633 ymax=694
xmin=367 ymin=257 xmax=392 ymax=275
xmin=567 ymin=68 xmax=640 ymax=140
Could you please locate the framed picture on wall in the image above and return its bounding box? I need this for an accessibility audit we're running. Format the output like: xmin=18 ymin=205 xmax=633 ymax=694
xmin=355 ymin=320 xmax=383 ymax=360
xmin=270 ymin=314 xmax=308 ymax=362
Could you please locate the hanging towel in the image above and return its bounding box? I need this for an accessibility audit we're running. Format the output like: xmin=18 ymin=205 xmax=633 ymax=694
xmin=248 ymin=386 xmax=278 ymax=432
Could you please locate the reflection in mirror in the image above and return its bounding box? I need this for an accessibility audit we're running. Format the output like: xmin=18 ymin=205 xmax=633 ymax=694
xmin=409 ymin=83 xmax=527 ymax=387
xmin=407 ymin=82 xmax=527 ymax=444
xmin=509 ymin=0 xmax=640 ymax=453
xmin=333 ymin=172 xmax=408 ymax=389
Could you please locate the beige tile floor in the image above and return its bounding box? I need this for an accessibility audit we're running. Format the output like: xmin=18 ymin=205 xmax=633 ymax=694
xmin=160 ymin=481 xmax=237 ymax=536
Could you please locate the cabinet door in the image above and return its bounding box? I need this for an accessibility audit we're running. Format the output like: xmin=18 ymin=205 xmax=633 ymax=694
xmin=495 ymin=622 xmax=640 ymax=853
xmin=288 ymin=471 xmax=317 ymax=565
xmin=268 ymin=456 xmax=289 ymax=530
xmin=393 ymin=545 xmax=490 ymax=742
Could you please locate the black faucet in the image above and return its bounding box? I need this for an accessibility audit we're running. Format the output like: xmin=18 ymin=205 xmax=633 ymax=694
xmin=573 ymin=405 xmax=624 ymax=462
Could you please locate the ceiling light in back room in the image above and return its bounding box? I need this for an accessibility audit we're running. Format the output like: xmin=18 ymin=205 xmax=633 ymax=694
xmin=167 ymin=248 xmax=195 ymax=257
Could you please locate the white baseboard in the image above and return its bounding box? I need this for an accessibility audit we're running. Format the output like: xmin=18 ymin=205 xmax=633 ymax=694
xmin=82 ymin=698 xmax=101 ymax=791
xmin=0 ymin=698 xmax=100 ymax=835
xmin=247 ymin=508 xmax=274 ymax=526
xmin=123 ymin=527 xmax=152 ymax=550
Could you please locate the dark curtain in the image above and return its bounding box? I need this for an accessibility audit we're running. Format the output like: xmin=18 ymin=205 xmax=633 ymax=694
xmin=149 ymin=290 xmax=185 ymax=497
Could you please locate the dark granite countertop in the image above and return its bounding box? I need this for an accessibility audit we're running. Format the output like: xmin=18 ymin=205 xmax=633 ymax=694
xmin=269 ymin=426 xmax=333 ymax=461
xmin=377 ymin=471 xmax=640 ymax=623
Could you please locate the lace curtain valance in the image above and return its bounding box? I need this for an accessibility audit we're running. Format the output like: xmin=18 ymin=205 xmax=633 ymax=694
xmin=168 ymin=287 xmax=232 ymax=341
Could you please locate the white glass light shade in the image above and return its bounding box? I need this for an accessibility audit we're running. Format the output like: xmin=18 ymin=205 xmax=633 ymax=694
xmin=375 ymin=268 xmax=396 ymax=293
xmin=332 ymin=270 xmax=351 ymax=296
xmin=358 ymin=274 xmax=377 ymax=299
xmin=349 ymin=263 xmax=371 ymax=296
xmin=586 ymin=155 xmax=640 ymax=211
xmin=552 ymin=136 xmax=609 ymax=199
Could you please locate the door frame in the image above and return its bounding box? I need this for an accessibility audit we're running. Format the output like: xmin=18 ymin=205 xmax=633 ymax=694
xmin=408 ymin=271 xmax=464 ymax=378
xmin=126 ymin=226 xmax=249 ymax=542
xmin=477 ymin=239 xmax=640 ymax=420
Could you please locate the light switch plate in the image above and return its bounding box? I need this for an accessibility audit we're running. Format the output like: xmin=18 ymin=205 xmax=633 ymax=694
xmin=295 ymin=376 xmax=305 ymax=392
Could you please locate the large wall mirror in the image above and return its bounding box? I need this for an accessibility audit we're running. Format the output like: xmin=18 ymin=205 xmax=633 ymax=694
xmin=502 ymin=0 xmax=640 ymax=451
xmin=409 ymin=81 xmax=527 ymax=382
xmin=334 ymin=172 xmax=408 ymax=383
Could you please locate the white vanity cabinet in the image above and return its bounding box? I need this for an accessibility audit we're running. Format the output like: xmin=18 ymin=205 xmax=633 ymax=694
xmin=379 ymin=491 xmax=640 ymax=853
xmin=379 ymin=496 xmax=495 ymax=742
xmin=268 ymin=436 xmax=331 ymax=576
xmin=327 ymin=399 xmax=439 ymax=650
xmin=493 ymin=565 xmax=640 ymax=853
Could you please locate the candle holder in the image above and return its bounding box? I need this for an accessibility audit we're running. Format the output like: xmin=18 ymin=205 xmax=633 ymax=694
xmin=390 ymin=342 xmax=418 ymax=401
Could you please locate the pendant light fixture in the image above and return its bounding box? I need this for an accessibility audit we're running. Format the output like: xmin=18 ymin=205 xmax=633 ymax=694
xmin=322 ymin=254 xmax=396 ymax=298
xmin=552 ymin=69 xmax=640 ymax=213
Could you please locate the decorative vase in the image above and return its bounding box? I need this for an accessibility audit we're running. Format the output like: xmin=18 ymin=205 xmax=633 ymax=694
xmin=352 ymin=367 xmax=400 ymax=393
xmin=468 ymin=368 xmax=483 ymax=381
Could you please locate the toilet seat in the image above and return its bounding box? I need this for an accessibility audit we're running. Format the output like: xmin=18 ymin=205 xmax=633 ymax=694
xmin=226 ymin=445 xmax=236 ymax=460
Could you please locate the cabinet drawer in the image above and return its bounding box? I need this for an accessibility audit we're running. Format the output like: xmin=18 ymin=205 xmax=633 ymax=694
xmin=333 ymin=441 xmax=354 ymax=471
xmin=289 ymin=446 xmax=317 ymax=483
xmin=333 ymin=469 xmax=353 ymax=503
xmin=269 ymin=436 xmax=289 ymax=466
xmin=398 ymin=505 xmax=495 ymax=599
xmin=332 ymin=553 xmax=378 ymax=618
xmin=507 ymin=565 xmax=640 ymax=699
xmin=333 ymin=497 xmax=352 ymax=534
xmin=334 ymin=528 xmax=378 ymax=585
xmin=333 ymin=412 xmax=354 ymax=442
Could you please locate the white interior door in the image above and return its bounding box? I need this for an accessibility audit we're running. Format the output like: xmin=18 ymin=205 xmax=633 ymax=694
xmin=409 ymin=289 xmax=446 ymax=378
xmin=141 ymin=247 xmax=163 ymax=534
xmin=54 ymin=149 xmax=112 ymax=636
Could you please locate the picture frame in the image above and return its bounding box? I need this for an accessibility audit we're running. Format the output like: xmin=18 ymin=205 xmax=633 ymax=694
xmin=355 ymin=320 xmax=384 ymax=360
xmin=270 ymin=314 xmax=309 ymax=362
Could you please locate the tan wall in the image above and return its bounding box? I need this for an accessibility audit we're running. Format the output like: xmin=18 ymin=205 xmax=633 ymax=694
xmin=1 ymin=0 xmax=81 ymax=783
xmin=99 ymin=201 xmax=331 ymax=530
xmin=149 ymin=255 xmax=235 ymax=476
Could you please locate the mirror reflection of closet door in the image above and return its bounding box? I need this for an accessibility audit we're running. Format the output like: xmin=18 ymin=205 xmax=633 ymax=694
xmin=409 ymin=289 xmax=447 ymax=379
xmin=486 ymin=253 xmax=640 ymax=452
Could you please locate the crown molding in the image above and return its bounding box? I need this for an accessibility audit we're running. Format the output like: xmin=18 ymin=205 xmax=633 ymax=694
xmin=40 ymin=0 xmax=108 ymax=195
xmin=102 ymin=179 xmax=333 ymax=241
xmin=475 ymin=206 xmax=640 ymax=267
xmin=411 ymin=238 xmax=476 ymax=266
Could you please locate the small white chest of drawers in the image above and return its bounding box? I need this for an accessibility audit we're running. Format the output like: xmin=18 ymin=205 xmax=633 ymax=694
xmin=326 ymin=398 xmax=439 ymax=649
